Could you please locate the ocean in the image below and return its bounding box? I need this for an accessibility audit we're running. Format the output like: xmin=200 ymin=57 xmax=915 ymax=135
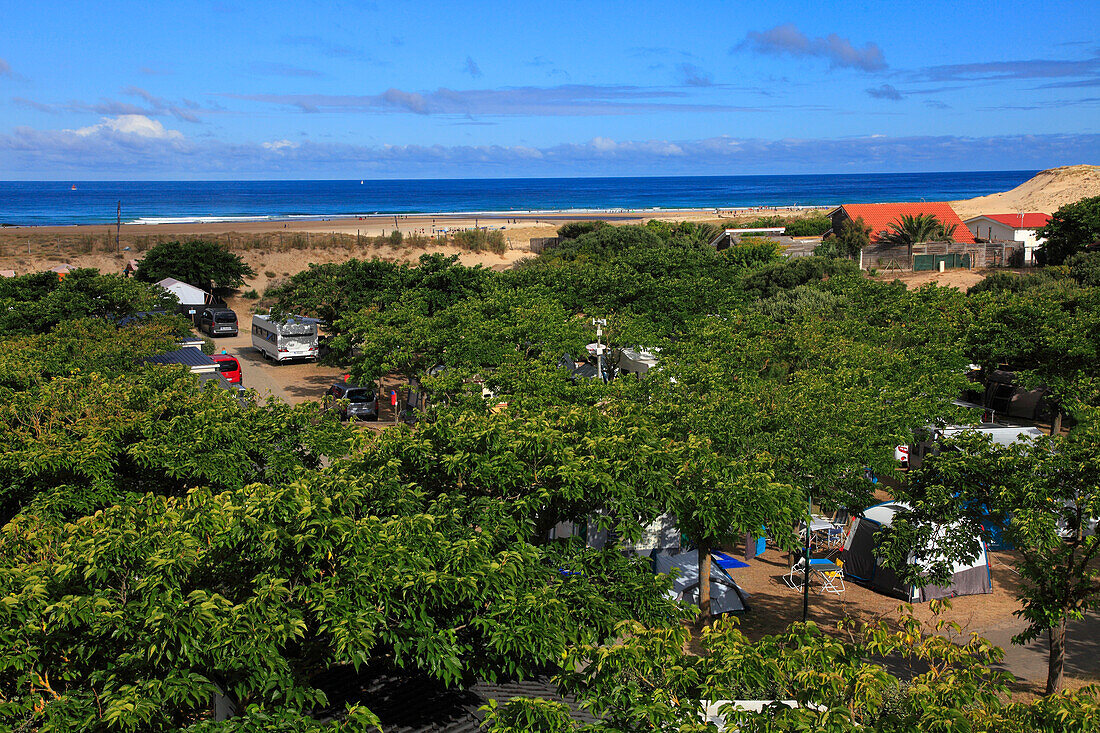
xmin=0 ymin=171 xmax=1036 ymax=227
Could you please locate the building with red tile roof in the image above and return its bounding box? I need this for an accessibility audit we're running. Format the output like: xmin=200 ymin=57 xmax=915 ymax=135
xmin=830 ymin=202 xmax=976 ymax=244
xmin=963 ymin=213 xmax=1051 ymax=265
xmin=972 ymin=213 xmax=1051 ymax=229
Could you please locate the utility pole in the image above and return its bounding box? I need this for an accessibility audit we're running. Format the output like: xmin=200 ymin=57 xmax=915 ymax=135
xmin=116 ymin=201 xmax=122 ymax=254
xmin=802 ymin=493 xmax=811 ymax=622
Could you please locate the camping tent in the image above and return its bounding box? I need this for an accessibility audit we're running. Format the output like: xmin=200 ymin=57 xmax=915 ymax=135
xmin=841 ymin=502 xmax=992 ymax=602
xmin=654 ymin=549 xmax=750 ymax=614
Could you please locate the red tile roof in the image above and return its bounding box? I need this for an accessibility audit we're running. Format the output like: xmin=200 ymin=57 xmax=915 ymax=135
xmin=837 ymin=202 xmax=976 ymax=244
xmin=972 ymin=213 xmax=1050 ymax=229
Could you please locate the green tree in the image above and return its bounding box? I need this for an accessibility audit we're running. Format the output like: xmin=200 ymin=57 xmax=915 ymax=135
xmin=0 ymin=269 xmax=178 ymax=336
xmin=0 ymin=364 xmax=350 ymax=522
xmin=886 ymin=412 xmax=1100 ymax=693
xmin=137 ymin=239 xmax=256 ymax=292
xmin=877 ymin=214 xmax=957 ymax=264
xmin=0 ymin=452 xmax=682 ymax=730
xmin=815 ymin=216 xmax=869 ymax=259
xmin=1036 ymin=195 xmax=1100 ymax=265
xmin=485 ymin=606 xmax=1100 ymax=732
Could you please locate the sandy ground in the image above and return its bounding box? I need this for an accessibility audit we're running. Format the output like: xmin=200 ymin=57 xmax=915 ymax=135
xmin=951 ymin=164 xmax=1100 ymax=219
xmin=873 ymin=266 xmax=999 ymax=291
xmin=724 ymin=542 xmax=1099 ymax=694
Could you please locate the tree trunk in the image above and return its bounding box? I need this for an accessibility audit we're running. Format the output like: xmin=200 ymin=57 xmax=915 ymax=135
xmin=1046 ymin=617 xmax=1067 ymax=695
xmin=698 ymin=542 xmax=712 ymax=624
xmin=1052 ymin=411 xmax=1063 ymax=436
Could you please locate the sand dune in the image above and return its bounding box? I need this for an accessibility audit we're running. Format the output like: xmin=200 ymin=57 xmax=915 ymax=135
xmin=952 ymin=164 xmax=1100 ymax=219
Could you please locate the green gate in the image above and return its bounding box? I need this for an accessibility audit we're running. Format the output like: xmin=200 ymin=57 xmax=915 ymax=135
xmin=913 ymin=253 xmax=971 ymax=271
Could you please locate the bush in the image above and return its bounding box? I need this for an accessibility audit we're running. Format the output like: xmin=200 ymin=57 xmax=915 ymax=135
xmin=557 ymin=221 xmax=609 ymax=240
xmin=264 ymin=270 xmax=277 ymax=278
xmin=742 ymin=256 xmax=860 ymax=299
xmin=389 ymin=230 xmax=405 ymax=246
xmin=243 ymin=289 xmax=260 ymax=299
xmin=722 ymin=238 xmax=781 ymax=267
xmin=452 ymin=229 xmax=506 ymax=254
xmin=1066 ymin=251 xmax=1100 ymax=287
xmin=782 ymin=215 xmax=832 ymax=237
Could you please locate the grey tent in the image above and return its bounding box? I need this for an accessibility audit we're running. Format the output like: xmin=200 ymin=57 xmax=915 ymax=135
xmin=654 ymin=549 xmax=750 ymax=614
xmin=842 ymin=502 xmax=992 ymax=602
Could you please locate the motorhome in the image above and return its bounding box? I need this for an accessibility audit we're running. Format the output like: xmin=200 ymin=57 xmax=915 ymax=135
xmin=896 ymin=423 xmax=1045 ymax=470
xmin=251 ymin=315 xmax=319 ymax=362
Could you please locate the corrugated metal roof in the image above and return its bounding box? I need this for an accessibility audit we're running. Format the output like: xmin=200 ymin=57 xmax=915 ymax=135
xmin=838 ymin=202 xmax=976 ymax=244
xmin=145 ymin=348 xmax=218 ymax=369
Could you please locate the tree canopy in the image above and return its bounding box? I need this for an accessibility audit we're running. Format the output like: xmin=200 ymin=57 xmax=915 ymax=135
xmin=137 ymin=239 xmax=257 ymax=292
xmin=7 ymin=217 xmax=1100 ymax=729
xmin=1036 ymin=195 xmax=1100 ymax=265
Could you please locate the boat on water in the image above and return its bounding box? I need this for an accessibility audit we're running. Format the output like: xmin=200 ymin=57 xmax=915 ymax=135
xmin=71 ymin=184 xmax=76 ymax=190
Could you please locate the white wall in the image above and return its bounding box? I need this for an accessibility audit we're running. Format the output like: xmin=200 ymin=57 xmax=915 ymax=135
xmin=966 ymin=219 xmax=1045 ymax=265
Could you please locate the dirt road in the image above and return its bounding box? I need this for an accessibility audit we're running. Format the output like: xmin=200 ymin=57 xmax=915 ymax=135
xmin=201 ymin=312 xmax=346 ymax=406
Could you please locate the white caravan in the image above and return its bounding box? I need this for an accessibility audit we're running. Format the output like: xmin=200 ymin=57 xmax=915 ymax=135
xmin=251 ymin=315 xmax=319 ymax=362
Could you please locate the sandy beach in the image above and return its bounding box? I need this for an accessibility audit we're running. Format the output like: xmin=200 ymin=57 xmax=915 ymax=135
xmin=0 ymin=205 xmax=819 ymax=240
xmin=0 ymin=205 xmax=826 ymax=280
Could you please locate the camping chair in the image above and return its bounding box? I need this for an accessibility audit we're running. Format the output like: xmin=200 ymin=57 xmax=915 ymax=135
xmin=783 ymin=557 xmax=808 ymax=591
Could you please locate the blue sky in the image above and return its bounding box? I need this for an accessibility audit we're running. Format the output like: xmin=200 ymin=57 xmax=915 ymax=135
xmin=1 ymin=0 xmax=1098 ymax=178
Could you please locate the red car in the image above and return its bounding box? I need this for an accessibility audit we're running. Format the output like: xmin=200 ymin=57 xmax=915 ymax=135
xmin=211 ymin=353 xmax=242 ymax=385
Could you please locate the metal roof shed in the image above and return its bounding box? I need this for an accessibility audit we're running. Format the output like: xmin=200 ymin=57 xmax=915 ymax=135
xmin=145 ymin=347 xmax=219 ymax=374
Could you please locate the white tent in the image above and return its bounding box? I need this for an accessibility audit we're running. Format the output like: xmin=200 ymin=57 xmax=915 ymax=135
xmin=654 ymin=549 xmax=750 ymax=614
xmin=842 ymin=502 xmax=992 ymax=602
xmin=156 ymin=277 xmax=210 ymax=307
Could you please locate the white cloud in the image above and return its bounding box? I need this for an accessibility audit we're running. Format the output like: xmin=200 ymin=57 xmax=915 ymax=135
xmin=1 ymin=123 xmax=1097 ymax=178
xmin=262 ymin=139 xmax=298 ymax=151
xmin=71 ymin=114 xmax=184 ymax=140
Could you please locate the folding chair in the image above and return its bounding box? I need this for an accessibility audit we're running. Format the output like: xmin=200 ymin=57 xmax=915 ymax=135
xmin=783 ymin=557 xmax=808 ymax=591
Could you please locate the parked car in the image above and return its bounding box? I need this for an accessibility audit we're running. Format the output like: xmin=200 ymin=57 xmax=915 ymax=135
xmin=211 ymin=352 xmax=242 ymax=385
xmin=199 ymin=307 xmax=239 ymax=337
xmin=323 ymin=382 xmax=378 ymax=421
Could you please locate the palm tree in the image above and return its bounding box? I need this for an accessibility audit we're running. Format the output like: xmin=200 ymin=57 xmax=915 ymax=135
xmin=877 ymin=213 xmax=957 ymax=261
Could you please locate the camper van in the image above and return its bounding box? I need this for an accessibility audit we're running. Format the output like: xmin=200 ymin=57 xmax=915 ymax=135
xmin=896 ymin=423 xmax=1045 ymax=470
xmin=251 ymin=315 xmax=319 ymax=362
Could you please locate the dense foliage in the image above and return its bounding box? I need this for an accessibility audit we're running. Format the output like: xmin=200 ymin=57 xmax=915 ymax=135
xmin=0 ymin=269 xmax=178 ymax=335
xmin=6 ymin=213 xmax=1100 ymax=728
xmin=1036 ymin=195 xmax=1100 ymax=265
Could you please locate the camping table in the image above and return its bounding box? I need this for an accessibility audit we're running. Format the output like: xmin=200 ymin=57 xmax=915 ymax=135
xmin=807 ymin=559 xmax=844 ymax=594
xmin=803 ymin=517 xmax=844 ymax=557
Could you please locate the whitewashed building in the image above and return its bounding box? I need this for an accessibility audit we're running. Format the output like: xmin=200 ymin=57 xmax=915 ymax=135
xmin=964 ymin=213 xmax=1050 ymax=265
